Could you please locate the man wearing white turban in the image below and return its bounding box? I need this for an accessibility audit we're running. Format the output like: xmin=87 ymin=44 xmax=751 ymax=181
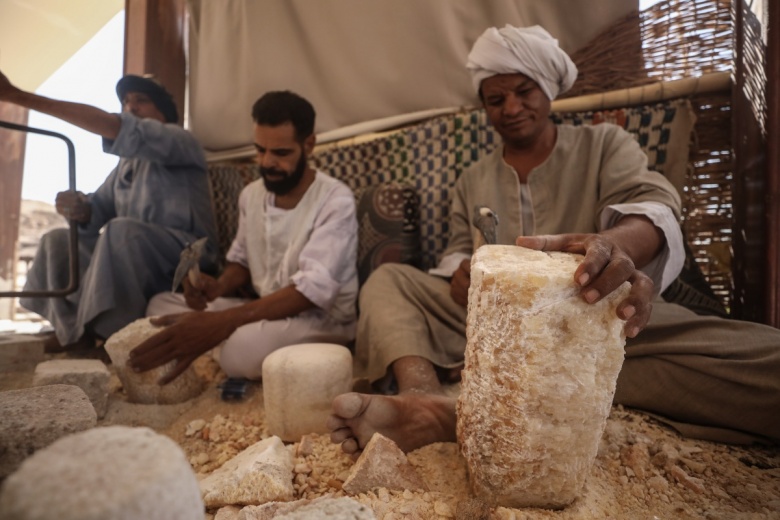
xmin=328 ymin=24 xmax=780 ymax=457
xmin=466 ymin=25 xmax=577 ymax=101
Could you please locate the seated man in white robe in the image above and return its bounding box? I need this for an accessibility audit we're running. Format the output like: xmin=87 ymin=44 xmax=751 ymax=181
xmin=131 ymin=91 xmax=359 ymax=384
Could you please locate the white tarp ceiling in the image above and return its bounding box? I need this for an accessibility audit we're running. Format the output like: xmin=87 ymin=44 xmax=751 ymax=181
xmin=0 ymin=0 xmax=123 ymax=92
xmin=187 ymin=0 xmax=637 ymax=155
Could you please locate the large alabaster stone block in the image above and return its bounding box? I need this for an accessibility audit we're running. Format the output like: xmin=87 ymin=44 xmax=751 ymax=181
xmin=457 ymin=245 xmax=629 ymax=509
xmin=263 ymin=343 xmax=352 ymax=442
xmin=0 ymin=426 xmax=203 ymax=520
xmin=104 ymin=317 xmax=205 ymax=404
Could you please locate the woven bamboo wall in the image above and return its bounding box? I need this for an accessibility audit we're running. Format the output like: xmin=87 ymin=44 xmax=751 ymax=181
xmin=565 ymin=0 xmax=736 ymax=311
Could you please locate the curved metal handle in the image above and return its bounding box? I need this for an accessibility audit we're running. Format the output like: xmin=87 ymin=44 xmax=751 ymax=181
xmin=0 ymin=120 xmax=80 ymax=297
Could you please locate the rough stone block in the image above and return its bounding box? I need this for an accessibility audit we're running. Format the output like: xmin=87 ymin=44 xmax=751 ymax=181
xmin=457 ymin=245 xmax=629 ymax=509
xmin=0 ymin=384 xmax=96 ymax=479
xmin=0 ymin=426 xmax=203 ymax=520
xmin=0 ymin=333 xmax=45 ymax=372
xmin=199 ymin=436 xmax=294 ymax=508
xmin=342 ymin=433 xmax=428 ymax=495
xmin=33 ymin=359 xmax=111 ymax=418
xmin=104 ymin=317 xmax=204 ymax=404
xmin=263 ymin=343 xmax=352 ymax=442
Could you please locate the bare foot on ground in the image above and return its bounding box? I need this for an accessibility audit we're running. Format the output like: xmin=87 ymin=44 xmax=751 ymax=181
xmin=327 ymin=392 xmax=457 ymax=458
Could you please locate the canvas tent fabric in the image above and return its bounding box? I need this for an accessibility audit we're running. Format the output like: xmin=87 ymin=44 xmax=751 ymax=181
xmin=186 ymin=0 xmax=637 ymax=154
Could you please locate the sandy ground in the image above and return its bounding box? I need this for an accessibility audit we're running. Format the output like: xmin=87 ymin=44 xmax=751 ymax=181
xmin=1 ymin=345 xmax=779 ymax=519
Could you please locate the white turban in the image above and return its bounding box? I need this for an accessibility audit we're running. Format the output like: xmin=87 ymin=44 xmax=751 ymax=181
xmin=466 ymin=25 xmax=578 ymax=100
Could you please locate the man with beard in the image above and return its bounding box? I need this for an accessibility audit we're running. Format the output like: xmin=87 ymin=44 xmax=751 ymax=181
xmin=131 ymin=91 xmax=359 ymax=384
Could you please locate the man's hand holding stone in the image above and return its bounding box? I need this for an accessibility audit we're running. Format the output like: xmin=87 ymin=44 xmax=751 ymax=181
xmin=516 ymin=234 xmax=654 ymax=338
xmin=128 ymin=311 xmax=239 ymax=385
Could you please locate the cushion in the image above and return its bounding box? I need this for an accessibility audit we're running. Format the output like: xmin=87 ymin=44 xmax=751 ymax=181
xmin=206 ymin=163 xmax=260 ymax=268
xmin=355 ymin=182 xmax=421 ymax=286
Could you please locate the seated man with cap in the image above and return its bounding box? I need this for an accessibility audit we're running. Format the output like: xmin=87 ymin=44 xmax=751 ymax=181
xmin=327 ymin=24 xmax=780 ymax=457
xmin=0 ymin=70 xmax=218 ymax=352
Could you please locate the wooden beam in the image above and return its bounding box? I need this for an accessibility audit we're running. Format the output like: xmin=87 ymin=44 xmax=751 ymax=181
xmin=124 ymin=0 xmax=187 ymax=123
xmin=0 ymin=103 xmax=29 ymax=317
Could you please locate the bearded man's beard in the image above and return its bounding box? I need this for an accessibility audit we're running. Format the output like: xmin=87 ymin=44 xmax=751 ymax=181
xmin=261 ymin=153 xmax=307 ymax=195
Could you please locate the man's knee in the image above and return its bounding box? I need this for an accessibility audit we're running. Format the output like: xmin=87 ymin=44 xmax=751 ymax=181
xmin=360 ymin=263 xmax=420 ymax=304
xmin=101 ymin=217 xmax=148 ymax=238
xmin=218 ymin=326 xmax=267 ymax=380
xmin=146 ymin=292 xmax=186 ymax=317
xmin=219 ymin=346 xmax=262 ymax=380
xmin=37 ymin=227 xmax=70 ymax=251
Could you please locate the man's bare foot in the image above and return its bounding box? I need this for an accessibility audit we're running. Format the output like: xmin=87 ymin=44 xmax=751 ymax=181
xmin=327 ymin=392 xmax=457 ymax=459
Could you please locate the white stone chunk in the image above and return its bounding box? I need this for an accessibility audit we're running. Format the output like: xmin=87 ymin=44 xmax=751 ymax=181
xmin=0 ymin=426 xmax=203 ymax=520
xmin=240 ymin=497 xmax=375 ymax=520
xmin=457 ymin=245 xmax=629 ymax=509
xmin=274 ymin=497 xmax=376 ymax=519
xmin=199 ymin=436 xmax=294 ymax=508
xmin=104 ymin=317 xmax=205 ymax=404
xmin=263 ymin=344 xmax=352 ymax=442
xmin=0 ymin=384 xmax=96 ymax=479
xmin=342 ymin=433 xmax=428 ymax=495
xmin=33 ymin=359 xmax=111 ymax=418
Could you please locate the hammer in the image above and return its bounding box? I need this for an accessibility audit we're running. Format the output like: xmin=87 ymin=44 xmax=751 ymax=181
xmin=171 ymin=237 xmax=208 ymax=293
xmin=472 ymin=205 xmax=499 ymax=248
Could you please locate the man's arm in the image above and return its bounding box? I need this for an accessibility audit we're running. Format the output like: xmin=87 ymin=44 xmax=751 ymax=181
xmin=0 ymin=71 xmax=121 ymax=139
xmin=516 ymin=214 xmax=662 ymax=338
xmin=128 ymin=284 xmax=315 ymax=384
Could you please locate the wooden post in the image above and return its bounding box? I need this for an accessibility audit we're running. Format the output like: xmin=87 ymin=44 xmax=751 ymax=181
xmin=124 ymin=0 xmax=187 ymax=123
xmin=0 ymin=104 xmax=29 ymax=318
xmin=730 ymin=0 xmax=768 ymax=323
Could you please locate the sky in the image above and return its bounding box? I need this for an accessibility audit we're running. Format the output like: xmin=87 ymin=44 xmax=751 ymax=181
xmin=22 ymin=11 xmax=125 ymax=203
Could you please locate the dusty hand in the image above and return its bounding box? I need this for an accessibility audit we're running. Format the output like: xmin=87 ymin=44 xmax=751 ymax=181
xmin=55 ymin=191 xmax=91 ymax=223
xmin=450 ymin=258 xmax=471 ymax=307
xmin=182 ymin=272 xmax=222 ymax=311
xmin=516 ymin=234 xmax=654 ymax=338
xmin=127 ymin=311 xmax=237 ymax=385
